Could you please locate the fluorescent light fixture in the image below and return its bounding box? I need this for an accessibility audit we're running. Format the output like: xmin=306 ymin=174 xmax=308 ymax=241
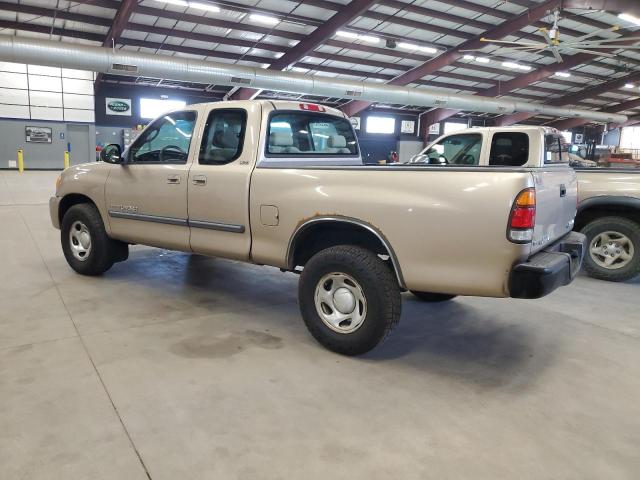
xmin=619 ymin=13 xmax=640 ymax=26
xmin=555 ymin=71 xmax=571 ymax=78
xmin=625 ymin=83 xmax=635 ymax=88
xmin=249 ymin=13 xmax=279 ymax=25
xmin=475 ymin=57 xmax=490 ymax=63
xmin=155 ymin=0 xmax=189 ymax=6
xmin=359 ymin=35 xmax=380 ymax=44
xmin=398 ymin=42 xmax=438 ymax=54
xmin=335 ymin=30 xmax=379 ymax=43
xmin=463 ymin=55 xmax=475 ymax=60
xmin=336 ymin=30 xmax=359 ymax=39
xmin=502 ymin=61 xmax=532 ymax=71
xmin=189 ymin=2 xmax=220 ymax=12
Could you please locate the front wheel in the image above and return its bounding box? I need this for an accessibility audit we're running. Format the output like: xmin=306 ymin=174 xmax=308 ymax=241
xmin=298 ymin=245 xmax=401 ymax=355
xmin=581 ymin=216 xmax=640 ymax=282
xmin=410 ymin=291 xmax=457 ymax=302
xmin=61 ymin=203 xmax=127 ymax=276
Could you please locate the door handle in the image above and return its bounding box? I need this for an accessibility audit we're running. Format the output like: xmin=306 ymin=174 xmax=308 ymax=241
xmin=560 ymin=184 xmax=567 ymax=197
xmin=192 ymin=175 xmax=207 ymax=186
xmin=167 ymin=175 xmax=181 ymax=185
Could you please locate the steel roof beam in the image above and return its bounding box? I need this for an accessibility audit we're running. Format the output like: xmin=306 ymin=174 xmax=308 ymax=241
xmin=341 ymin=0 xmax=564 ymax=117
xmin=550 ymin=97 xmax=640 ymax=130
xmin=496 ymin=71 xmax=640 ymax=126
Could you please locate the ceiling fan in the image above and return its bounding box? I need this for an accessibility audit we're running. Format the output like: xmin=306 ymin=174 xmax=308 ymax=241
xmin=461 ymin=8 xmax=640 ymax=63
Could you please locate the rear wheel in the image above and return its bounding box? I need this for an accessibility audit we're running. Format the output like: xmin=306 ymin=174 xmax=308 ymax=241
xmin=61 ymin=203 xmax=127 ymax=276
xmin=410 ymin=291 xmax=457 ymax=302
xmin=581 ymin=216 xmax=640 ymax=282
xmin=298 ymin=245 xmax=401 ymax=355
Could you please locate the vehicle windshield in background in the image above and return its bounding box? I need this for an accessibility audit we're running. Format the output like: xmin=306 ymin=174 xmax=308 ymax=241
xmin=567 ymin=142 xmax=640 ymax=170
xmin=266 ymin=112 xmax=358 ymax=156
xmin=412 ymin=133 xmax=482 ymax=166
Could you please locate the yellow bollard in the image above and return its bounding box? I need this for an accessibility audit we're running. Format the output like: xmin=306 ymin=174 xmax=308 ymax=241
xmin=17 ymin=149 xmax=24 ymax=173
xmin=64 ymin=151 xmax=70 ymax=169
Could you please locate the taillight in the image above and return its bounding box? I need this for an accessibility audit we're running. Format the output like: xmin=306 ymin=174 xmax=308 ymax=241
xmin=299 ymin=103 xmax=325 ymax=112
xmin=508 ymin=188 xmax=536 ymax=243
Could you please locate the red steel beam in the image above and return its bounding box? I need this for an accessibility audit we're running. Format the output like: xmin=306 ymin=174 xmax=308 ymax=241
xmin=231 ymin=0 xmax=377 ymax=100
xmin=96 ymin=0 xmax=137 ymax=87
xmin=496 ymin=70 xmax=640 ymax=126
xmin=341 ymin=0 xmax=563 ymax=117
xmin=551 ymin=97 xmax=640 ymax=130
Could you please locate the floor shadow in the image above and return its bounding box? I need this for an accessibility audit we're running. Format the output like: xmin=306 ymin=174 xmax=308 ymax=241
xmin=362 ymin=296 xmax=559 ymax=390
xmin=106 ymin=248 xmax=559 ymax=390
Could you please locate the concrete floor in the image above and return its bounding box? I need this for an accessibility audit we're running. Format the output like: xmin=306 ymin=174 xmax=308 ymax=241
xmin=1 ymin=170 xmax=639 ymax=480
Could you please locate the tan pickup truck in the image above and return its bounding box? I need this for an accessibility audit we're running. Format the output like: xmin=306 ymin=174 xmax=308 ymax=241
xmin=50 ymin=102 xmax=585 ymax=355
xmin=574 ymin=169 xmax=640 ymax=282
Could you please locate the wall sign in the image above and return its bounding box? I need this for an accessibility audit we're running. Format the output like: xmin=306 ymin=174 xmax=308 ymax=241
xmin=428 ymin=123 xmax=440 ymax=135
xmin=350 ymin=116 xmax=361 ymax=130
xmin=575 ymin=133 xmax=584 ymax=144
xmin=401 ymin=120 xmax=415 ymax=134
xmin=25 ymin=126 xmax=52 ymax=143
xmin=106 ymin=97 xmax=132 ymax=116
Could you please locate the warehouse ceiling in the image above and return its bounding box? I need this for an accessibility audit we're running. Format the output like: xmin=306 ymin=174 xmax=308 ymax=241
xmin=1 ymin=0 xmax=640 ymax=129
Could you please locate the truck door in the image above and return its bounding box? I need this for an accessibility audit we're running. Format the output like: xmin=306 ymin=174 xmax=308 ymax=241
xmin=104 ymin=110 xmax=197 ymax=250
xmin=187 ymin=103 xmax=260 ymax=260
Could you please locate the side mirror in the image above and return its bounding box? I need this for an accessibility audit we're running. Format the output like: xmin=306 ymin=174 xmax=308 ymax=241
xmin=100 ymin=144 xmax=123 ymax=164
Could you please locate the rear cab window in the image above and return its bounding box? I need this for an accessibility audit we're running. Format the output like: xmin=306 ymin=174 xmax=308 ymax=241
xmin=265 ymin=111 xmax=358 ymax=158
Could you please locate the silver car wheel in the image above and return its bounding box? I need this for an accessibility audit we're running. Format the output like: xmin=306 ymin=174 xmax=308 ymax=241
xmin=589 ymin=231 xmax=634 ymax=270
xmin=314 ymin=272 xmax=367 ymax=334
xmin=69 ymin=220 xmax=92 ymax=262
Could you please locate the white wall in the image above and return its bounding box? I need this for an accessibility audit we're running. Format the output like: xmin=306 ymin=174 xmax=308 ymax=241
xmin=0 ymin=62 xmax=95 ymax=122
xmin=620 ymin=126 xmax=640 ymax=149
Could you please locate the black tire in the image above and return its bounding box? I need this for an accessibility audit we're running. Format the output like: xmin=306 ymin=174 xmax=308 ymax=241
xmin=61 ymin=203 xmax=126 ymax=276
xmin=580 ymin=216 xmax=640 ymax=282
xmin=298 ymin=245 xmax=401 ymax=356
xmin=410 ymin=291 xmax=457 ymax=302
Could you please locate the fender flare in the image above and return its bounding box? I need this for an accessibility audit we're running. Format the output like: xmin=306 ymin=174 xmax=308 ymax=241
xmin=286 ymin=215 xmax=407 ymax=290
xmin=578 ymin=196 xmax=640 ymax=214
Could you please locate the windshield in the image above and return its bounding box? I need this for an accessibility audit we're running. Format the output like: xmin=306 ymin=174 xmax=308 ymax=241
xmin=410 ymin=133 xmax=482 ymax=166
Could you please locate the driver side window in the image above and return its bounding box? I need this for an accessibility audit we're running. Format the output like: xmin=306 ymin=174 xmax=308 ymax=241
xmin=129 ymin=111 xmax=197 ymax=164
xmin=425 ymin=133 xmax=482 ymax=166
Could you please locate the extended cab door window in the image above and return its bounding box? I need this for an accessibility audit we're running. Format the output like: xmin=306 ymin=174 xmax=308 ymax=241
xmin=545 ymin=134 xmax=569 ymax=164
xmin=199 ymin=109 xmax=247 ymax=165
xmin=489 ymin=132 xmax=530 ymax=166
xmin=128 ymin=111 xmax=197 ymax=164
xmin=422 ymin=133 xmax=482 ymax=166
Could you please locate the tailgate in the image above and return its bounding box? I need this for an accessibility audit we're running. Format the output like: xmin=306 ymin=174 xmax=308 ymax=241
xmin=530 ymin=166 xmax=578 ymax=253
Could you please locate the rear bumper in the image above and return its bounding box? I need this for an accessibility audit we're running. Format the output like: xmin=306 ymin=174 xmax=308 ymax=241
xmin=50 ymin=196 xmax=60 ymax=229
xmin=509 ymin=231 xmax=586 ymax=299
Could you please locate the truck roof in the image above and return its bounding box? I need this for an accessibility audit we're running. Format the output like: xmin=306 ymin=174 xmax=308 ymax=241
xmin=186 ymin=99 xmax=347 ymax=118
xmin=446 ymin=125 xmax=561 ymax=135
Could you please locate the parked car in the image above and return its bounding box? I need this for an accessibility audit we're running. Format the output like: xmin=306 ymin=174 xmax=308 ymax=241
xmin=50 ymin=102 xmax=585 ymax=355
xmin=574 ymin=169 xmax=640 ymax=282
